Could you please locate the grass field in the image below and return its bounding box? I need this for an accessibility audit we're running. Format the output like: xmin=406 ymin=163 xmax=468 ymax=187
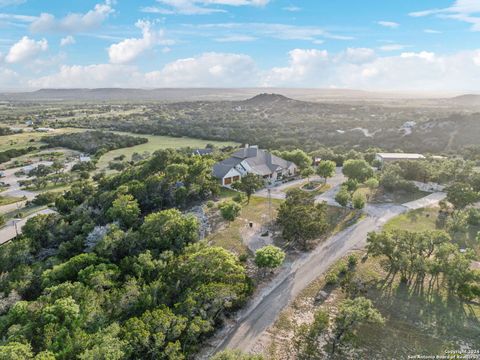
xmin=0 ymin=128 xmax=84 ymax=152
xmin=0 ymin=195 xmax=25 ymax=206
xmin=97 ymin=132 xmax=238 ymax=170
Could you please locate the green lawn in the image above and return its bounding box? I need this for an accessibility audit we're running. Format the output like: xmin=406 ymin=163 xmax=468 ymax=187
xmin=97 ymin=133 xmax=238 ymax=170
xmin=384 ymin=206 xmax=480 ymax=256
xmin=0 ymin=195 xmax=25 ymax=206
xmin=384 ymin=207 xmax=438 ymax=233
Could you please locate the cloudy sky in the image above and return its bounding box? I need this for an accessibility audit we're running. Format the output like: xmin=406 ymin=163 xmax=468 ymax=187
xmin=1 ymin=0 xmax=480 ymax=91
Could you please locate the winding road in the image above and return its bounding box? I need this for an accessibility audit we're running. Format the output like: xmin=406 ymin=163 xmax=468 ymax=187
xmin=199 ymin=178 xmax=446 ymax=358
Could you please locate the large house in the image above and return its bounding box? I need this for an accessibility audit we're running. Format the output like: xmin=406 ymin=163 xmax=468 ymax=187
xmin=213 ymin=146 xmax=298 ymax=187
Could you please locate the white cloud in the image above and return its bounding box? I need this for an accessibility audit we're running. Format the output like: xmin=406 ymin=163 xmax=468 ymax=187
xmin=30 ymin=1 xmax=114 ymax=33
xmin=60 ymin=35 xmax=75 ymax=46
xmin=29 ymin=63 xmax=141 ymax=88
xmin=410 ymin=0 xmax=480 ymax=31
xmin=31 ymin=52 xmax=257 ymax=88
xmin=377 ymin=21 xmax=399 ymax=28
xmin=379 ymin=44 xmax=407 ymax=51
xmin=108 ymin=20 xmax=173 ymax=64
xmin=195 ymin=22 xmax=352 ymax=42
xmin=141 ymin=0 xmax=269 ymax=15
xmin=5 ymin=36 xmax=48 ymax=63
xmin=263 ymin=48 xmax=480 ymax=92
xmin=214 ymin=35 xmax=256 ymax=42
xmin=0 ymin=0 xmax=25 ymax=7
xmin=145 ymin=52 xmax=257 ymax=86
xmin=0 ymin=66 xmax=19 ymax=89
xmin=424 ymin=29 xmax=442 ymax=34
xmin=20 ymin=47 xmax=480 ymax=92
xmin=283 ymin=6 xmax=301 ymax=12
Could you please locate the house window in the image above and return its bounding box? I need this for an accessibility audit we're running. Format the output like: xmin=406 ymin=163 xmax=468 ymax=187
xmin=233 ymin=176 xmax=240 ymax=182
xmin=224 ymin=177 xmax=232 ymax=185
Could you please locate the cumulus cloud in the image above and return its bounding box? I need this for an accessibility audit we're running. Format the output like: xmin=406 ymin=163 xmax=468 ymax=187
xmin=141 ymin=0 xmax=269 ymax=15
xmin=263 ymin=47 xmax=480 ymax=92
xmin=60 ymin=35 xmax=75 ymax=46
xmin=5 ymin=36 xmax=48 ymax=63
xmin=377 ymin=21 xmax=399 ymax=28
xmin=108 ymin=20 xmax=173 ymax=64
xmin=30 ymin=1 xmax=114 ymax=33
xmin=30 ymin=52 xmax=257 ymax=88
xmin=29 ymin=63 xmax=141 ymax=88
xmin=144 ymin=52 xmax=258 ymax=86
xmin=0 ymin=66 xmax=19 ymax=89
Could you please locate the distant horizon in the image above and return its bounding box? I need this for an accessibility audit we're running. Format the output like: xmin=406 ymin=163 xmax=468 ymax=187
xmin=0 ymin=87 xmax=469 ymax=99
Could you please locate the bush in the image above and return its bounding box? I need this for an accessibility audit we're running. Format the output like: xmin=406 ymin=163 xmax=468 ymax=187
xmin=467 ymin=208 xmax=480 ymax=226
xmin=348 ymin=254 xmax=358 ymax=267
xmin=325 ymin=271 xmax=338 ymax=285
xmin=233 ymin=193 xmax=246 ymax=203
xmin=206 ymin=200 xmax=215 ymax=208
xmin=219 ymin=200 xmax=242 ymax=221
xmin=32 ymin=192 xmax=59 ymax=206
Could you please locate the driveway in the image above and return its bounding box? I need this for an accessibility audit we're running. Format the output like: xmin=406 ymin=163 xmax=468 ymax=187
xmin=0 ymin=208 xmax=56 ymax=245
xmin=255 ymin=168 xmax=346 ymax=201
xmin=200 ymin=190 xmax=446 ymax=358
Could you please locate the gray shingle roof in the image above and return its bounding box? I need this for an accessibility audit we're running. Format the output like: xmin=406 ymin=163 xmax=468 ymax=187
xmin=213 ymin=147 xmax=296 ymax=179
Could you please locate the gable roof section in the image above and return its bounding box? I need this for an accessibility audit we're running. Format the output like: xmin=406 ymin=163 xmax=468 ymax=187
xmin=214 ymin=147 xmax=296 ymax=179
xmin=212 ymin=156 xmax=243 ymax=179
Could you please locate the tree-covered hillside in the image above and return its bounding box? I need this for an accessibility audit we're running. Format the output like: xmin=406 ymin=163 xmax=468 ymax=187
xmin=0 ymin=149 xmax=250 ymax=359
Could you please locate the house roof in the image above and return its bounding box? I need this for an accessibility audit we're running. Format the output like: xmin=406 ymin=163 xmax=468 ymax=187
xmin=377 ymin=153 xmax=425 ymax=160
xmin=213 ymin=147 xmax=296 ymax=179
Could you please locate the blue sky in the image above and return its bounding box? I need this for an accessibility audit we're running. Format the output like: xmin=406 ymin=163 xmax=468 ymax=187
xmin=1 ymin=0 xmax=480 ymax=91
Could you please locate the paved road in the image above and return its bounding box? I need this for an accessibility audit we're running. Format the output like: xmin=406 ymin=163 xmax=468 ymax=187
xmin=201 ymin=191 xmax=446 ymax=358
xmin=0 ymin=208 xmax=56 ymax=245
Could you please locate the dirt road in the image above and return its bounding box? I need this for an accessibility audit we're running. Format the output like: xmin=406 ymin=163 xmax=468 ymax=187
xmin=201 ymin=192 xmax=446 ymax=358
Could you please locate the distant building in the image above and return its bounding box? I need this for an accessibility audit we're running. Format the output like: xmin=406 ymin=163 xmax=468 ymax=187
xmin=192 ymin=148 xmax=213 ymax=156
xmin=79 ymin=156 xmax=91 ymax=162
xmin=35 ymin=127 xmax=54 ymax=132
xmin=375 ymin=152 xmax=425 ymax=167
xmin=213 ymin=145 xmax=298 ymax=187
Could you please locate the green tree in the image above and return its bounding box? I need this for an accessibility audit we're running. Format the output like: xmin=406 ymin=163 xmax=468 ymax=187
xmin=0 ymin=342 xmax=33 ymax=360
xmin=231 ymin=173 xmax=264 ymax=203
xmin=293 ymin=309 xmax=329 ymax=360
xmin=140 ymin=209 xmax=199 ymax=253
xmin=277 ymin=189 xmax=328 ymax=250
xmin=364 ymin=177 xmax=379 ymax=199
xmin=316 ymin=160 xmax=336 ymax=184
xmin=277 ymin=149 xmax=311 ymax=170
xmin=352 ymin=191 xmax=366 ymax=210
xmin=301 ymin=166 xmax=315 ymax=182
xmin=446 ymin=182 xmax=478 ymax=215
xmin=219 ymin=200 xmax=242 ymax=222
xmin=335 ymin=187 xmax=351 ymax=210
xmin=254 ymin=245 xmax=285 ymax=275
xmin=331 ymin=297 xmax=384 ymax=354
xmin=106 ymin=194 xmax=141 ymax=229
xmin=342 ymin=159 xmax=374 ymax=182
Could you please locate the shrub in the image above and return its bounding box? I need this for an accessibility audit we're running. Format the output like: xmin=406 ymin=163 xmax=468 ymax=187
xmin=206 ymin=200 xmax=215 ymax=208
xmin=348 ymin=254 xmax=358 ymax=267
xmin=233 ymin=193 xmax=246 ymax=203
xmin=325 ymin=271 xmax=338 ymax=285
xmin=219 ymin=200 xmax=242 ymax=221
